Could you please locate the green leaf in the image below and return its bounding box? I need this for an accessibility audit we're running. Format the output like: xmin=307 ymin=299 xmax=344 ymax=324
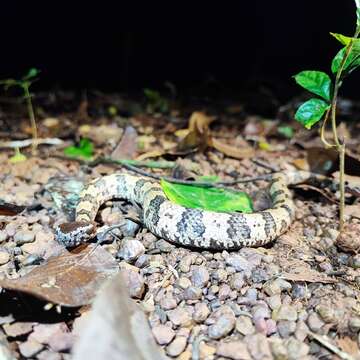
xmin=196 ymin=175 xmax=221 ymax=183
xmin=277 ymin=126 xmax=294 ymax=139
xmin=295 ymin=98 xmax=330 ymax=129
xmin=160 ymin=179 xmax=253 ymax=213
xmin=355 ymin=0 xmax=360 ymax=25
xmin=9 ymin=148 xmax=27 ymax=163
xmin=23 ymin=68 xmax=40 ymax=80
xmin=330 ymin=33 xmax=353 ymax=46
xmin=293 ymin=71 xmax=332 ymax=101
xmin=331 ymin=40 xmax=360 ymax=74
xmin=63 ymin=138 xmax=94 ymax=159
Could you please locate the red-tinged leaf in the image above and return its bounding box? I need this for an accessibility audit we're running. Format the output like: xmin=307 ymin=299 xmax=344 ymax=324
xmin=0 ymin=245 xmax=119 ymax=307
xmin=0 ymin=202 xmax=26 ymax=216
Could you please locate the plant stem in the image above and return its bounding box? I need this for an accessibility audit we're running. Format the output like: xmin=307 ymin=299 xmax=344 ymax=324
xmin=23 ymin=84 xmax=38 ymax=154
xmin=328 ymin=25 xmax=360 ymax=231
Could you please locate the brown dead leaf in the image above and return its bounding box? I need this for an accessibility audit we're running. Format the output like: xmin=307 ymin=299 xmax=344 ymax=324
xmin=336 ymin=223 xmax=360 ymax=253
xmin=0 ymin=245 xmax=119 ymax=307
xmin=111 ymin=125 xmax=138 ymax=160
xmin=306 ymin=147 xmax=338 ymax=175
xmin=0 ymin=202 xmax=26 ymax=216
xmin=209 ymin=137 xmax=255 ymax=159
xmin=72 ymin=272 xmax=167 ymax=360
xmin=280 ymin=268 xmax=337 ymax=284
xmin=337 ymin=337 xmax=360 ymax=358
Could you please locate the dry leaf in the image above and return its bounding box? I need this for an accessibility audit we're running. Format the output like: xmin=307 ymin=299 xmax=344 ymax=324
xmin=0 ymin=202 xmax=26 ymax=216
xmin=280 ymin=271 xmax=337 ymax=284
xmin=0 ymin=245 xmax=119 ymax=307
xmin=209 ymin=137 xmax=255 ymax=159
xmin=111 ymin=126 xmax=138 ymax=160
xmin=337 ymin=337 xmax=360 ymax=359
xmin=72 ymin=272 xmax=168 ymax=360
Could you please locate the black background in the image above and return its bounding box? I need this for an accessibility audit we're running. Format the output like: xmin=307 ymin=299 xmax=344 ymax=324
xmin=1 ymin=1 xmax=358 ymax=100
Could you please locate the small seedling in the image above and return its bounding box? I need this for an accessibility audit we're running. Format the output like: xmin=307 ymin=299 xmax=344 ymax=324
xmin=293 ymin=0 xmax=360 ymax=232
xmin=63 ymin=138 xmax=94 ymax=160
xmin=143 ymin=88 xmax=169 ymax=114
xmin=0 ymin=68 xmax=40 ymax=154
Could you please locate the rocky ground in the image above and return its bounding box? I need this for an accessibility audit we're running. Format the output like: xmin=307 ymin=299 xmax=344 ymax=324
xmin=0 ymin=91 xmax=360 ymax=359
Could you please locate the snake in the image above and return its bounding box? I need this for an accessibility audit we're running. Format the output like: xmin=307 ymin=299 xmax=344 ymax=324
xmin=55 ymin=170 xmax=314 ymax=250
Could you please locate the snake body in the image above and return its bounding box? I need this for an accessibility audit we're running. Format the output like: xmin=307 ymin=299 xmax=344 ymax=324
xmin=55 ymin=171 xmax=310 ymax=250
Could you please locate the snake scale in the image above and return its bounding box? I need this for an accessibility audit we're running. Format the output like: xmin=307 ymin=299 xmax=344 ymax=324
xmin=55 ymin=170 xmax=312 ymax=250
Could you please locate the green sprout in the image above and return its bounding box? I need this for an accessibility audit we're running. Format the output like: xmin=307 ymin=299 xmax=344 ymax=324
xmin=0 ymin=68 xmax=40 ymax=154
xmin=293 ymin=0 xmax=360 ymax=232
xmin=143 ymin=88 xmax=169 ymax=114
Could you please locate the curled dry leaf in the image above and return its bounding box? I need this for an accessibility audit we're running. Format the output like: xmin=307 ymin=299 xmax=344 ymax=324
xmin=111 ymin=125 xmax=138 ymax=160
xmin=208 ymin=137 xmax=255 ymax=159
xmin=0 ymin=201 xmax=26 ymax=216
xmin=73 ymin=271 xmax=167 ymax=360
xmin=0 ymin=245 xmax=119 ymax=307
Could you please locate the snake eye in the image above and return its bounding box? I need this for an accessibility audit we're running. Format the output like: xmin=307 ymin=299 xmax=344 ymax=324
xmin=55 ymin=221 xmax=96 ymax=247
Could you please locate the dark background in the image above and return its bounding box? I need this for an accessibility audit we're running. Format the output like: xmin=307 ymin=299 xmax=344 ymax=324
xmin=1 ymin=1 xmax=358 ymax=101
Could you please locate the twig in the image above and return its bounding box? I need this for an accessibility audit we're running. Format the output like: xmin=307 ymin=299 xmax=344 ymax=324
xmin=98 ymin=157 xmax=175 ymax=169
xmin=0 ymin=138 xmax=63 ymax=149
xmin=308 ymin=332 xmax=355 ymax=360
xmin=251 ymin=159 xmax=280 ymax=172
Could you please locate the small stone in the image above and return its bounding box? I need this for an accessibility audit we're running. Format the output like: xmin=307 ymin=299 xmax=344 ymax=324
xmin=266 ymin=319 xmax=277 ymax=336
xmin=3 ymin=322 xmax=33 ymax=337
xmin=266 ymin=294 xmax=281 ymax=310
xmin=176 ymin=277 xmax=191 ymax=289
xmin=244 ymin=333 xmax=272 ymax=360
xmin=191 ymin=266 xmax=209 ymax=288
xmin=322 ymin=228 xmax=339 ymax=241
xmin=216 ymin=341 xmax=251 ymax=360
xmin=350 ymin=254 xmax=360 ymax=269
xmin=270 ymin=338 xmax=288 ymax=360
xmin=236 ymin=315 xmax=255 ymax=335
xmin=208 ymin=309 xmax=236 ymax=339
xmin=349 ymin=317 xmax=360 ymax=332
xmin=212 ymin=268 xmax=228 ymax=282
xmin=120 ymin=219 xmax=140 ymax=237
xmin=199 ymin=342 xmax=216 ymax=358
xmin=152 ymin=324 xmax=175 ymax=345
xmin=295 ymin=321 xmax=309 ymax=342
xmin=121 ymin=269 xmax=145 ymax=299
xmin=0 ymin=230 xmax=8 ymax=243
xmin=263 ymin=278 xmax=291 ymax=296
xmin=14 ymin=230 xmax=35 ymax=245
xmin=167 ymin=308 xmax=192 ymax=327
xmin=273 ymin=305 xmax=297 ymax=322
xmin=277 ymin=320 xmax=296 ymax=338
xmin=225 ymin=254 xmax=253 ymax=275
xmin=19 ymin=339 xmax=44 ymax=358
xmin=253 ymin=317 xmax=267 ymax=334
xmin=316 ymin=305 xmax=336 ymax=323
xmin=218 ymin=284 xmax=231 ymax=300
xmin=0 ymin=251 xmax=10 ymax=265
xmin=193 ymin=303 xmax=210 ymax=323
xmin=183 ymin=286 xmax=202 ymax=300
xmin=230 ymin=273 xmax=245 ymax=291
xmin=179 ymin=255 xmax=193 ymax=273
xmin=160 ymin=297 xmax=177 ymax=310
xmin=166 ymin=336 xmax=187 ymax=357
xmin=252 ymin=305 xmax=271 ymax=320
xmin=286 ymin=338 xmax=310 ymax=359
xmin=36 ymin=350 xmax=62 ymax=360
xmin=307 ymin=312 xmax=325 ymax=333
xmin=117 ymin=239 xmax=145 ymax=262
xmin=292 ymin=284 xmax=307 ymax=299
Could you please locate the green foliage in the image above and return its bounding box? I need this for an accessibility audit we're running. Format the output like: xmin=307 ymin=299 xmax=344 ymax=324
xmin=144 ymin=88 xmax=169 ymax=114
xmin=331 ymin=42 xmax=360 ymax=74
xmin=160 ymin=179 xmax=253 ymax=213
xmin=64 ymin=138 xmax=94 ymax=159
xmin=293 ymin=71 xmax=332 ymax=101
xmin=0 ymin=68 xmax=40 ymax=92
xmin=277 ymin=126 xmax=294 ymax=139
xmin=295 ymin=99 xmax=330 ymax=129
xmin=9 ymin=148 xmax=27 ymax=163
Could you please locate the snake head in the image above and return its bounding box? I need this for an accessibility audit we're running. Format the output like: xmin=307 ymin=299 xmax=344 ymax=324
xmin=55 ymin=221 xmax=96 ymax=247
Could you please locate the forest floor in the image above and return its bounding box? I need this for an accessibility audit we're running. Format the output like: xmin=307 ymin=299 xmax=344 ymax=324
xmin=0 ymin=90 xmax=360 ymax=359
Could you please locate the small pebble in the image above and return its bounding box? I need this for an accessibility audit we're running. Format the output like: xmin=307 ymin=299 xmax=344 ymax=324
xmin=0 ymin=251 xmax=10 ymax=265
xmin=230 ymin=273 xmax=245 ymax=291
xmin=117 ymin=239 xmax=145 ymax=262
xmin=273 ymin=304 xmax=297 ymax=322
xmin=349 ymin=317 xmax=360 ymax=332
xmin=18 ymin=339 xmax=43 ymax=358
xmin=216 ymin=341 xmax=251 ymax=360
xmin=208 ymin=312 xmax=235 ymax=339
xmin=236 ymin=315 xmax=255 ymax=335
xmin=167 ymin=308 xmax=192 ymax=327
xmin=14 ymin=230 xmax=35 ymax=245
xmin=176 ymin=277 xmax=191 ymax=289
xmin=218 ymin=284 xmax=231 ymax=300
xmin=266 ymin=319 xmax=277 ymax=336
xmin=193 ymin=303 xmax=210 ymax=323
xmin=121 ymin=269 xmax=145 ymax=299
xmin=166 ymin=336 xmax=187 ymax=357
xmin=286 ymin=338 xmax=310 ymax=359
xmin=266 ymin=294 xmax=281 ymax=310
xmin=307 ymin=312 xmax=325 ymax=333
xmin=212 ymin=268 xmax=228 ymax=282
xmin=0 ymin=230 xmax=8 ymax=243
xmin=225 ymin=254 xmax=253 ymax=275
xmin=191 ymin=266 xmax=209 ymax=288
xmin=183 ymin=286 xmax=202 ymax=301
xmin=152 ymin=324 xmax=175 ymax=345
xmin=350 ymin=254 xmax=360 ymax=269
xmin=160 ymin=297 xmax=177 ymax=310
xmin=179 ymin=255 xmax=193 ymax=273
xmin=277 ymin=320 xmax=296 ymax=338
